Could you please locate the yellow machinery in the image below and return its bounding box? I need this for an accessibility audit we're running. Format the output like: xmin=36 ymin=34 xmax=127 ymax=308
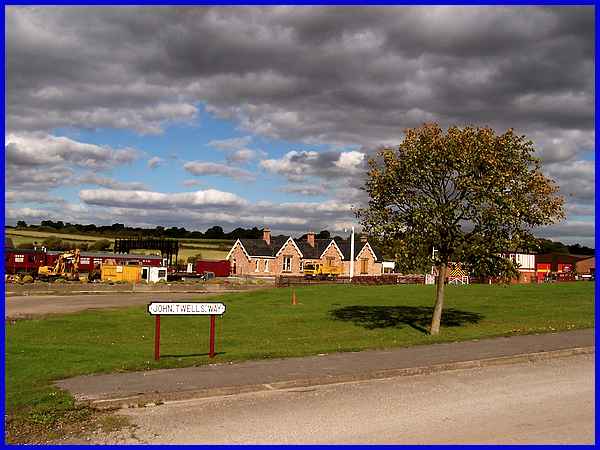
xmin=101 ymin=263 xmax=142 ymax=283
xmin=303 ymin=262 xmax=342 ymax=280
xmin=38 ymin=249 xmax=81 ymax=281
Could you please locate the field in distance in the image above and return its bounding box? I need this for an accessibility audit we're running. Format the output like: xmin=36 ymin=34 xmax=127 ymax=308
xmin=5 ymin=228 xmax=232 ymax=262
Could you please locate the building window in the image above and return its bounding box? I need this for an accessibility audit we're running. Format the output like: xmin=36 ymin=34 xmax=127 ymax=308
xmin=326 ymin=257 xmax=335 ymax=267
xmin=264 ymin=260 xmax=269 ymax=272
xmin=360 ymin=258 xmax=368 ymax=274
xmin=300 ymin=261 xmax=304 ymax=272
xmin=15 ymin=255 xmax=24 ymax=263
xmin=283 ymin=256 xmax=292 ymax=272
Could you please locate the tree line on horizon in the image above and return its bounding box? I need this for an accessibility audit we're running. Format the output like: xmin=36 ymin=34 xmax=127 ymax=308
xmin=8 ymin=220 xmax=595 ymax=256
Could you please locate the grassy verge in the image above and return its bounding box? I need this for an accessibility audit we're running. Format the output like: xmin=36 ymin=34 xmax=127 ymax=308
xmin=5 ymin=283 xmax=594 ymax=442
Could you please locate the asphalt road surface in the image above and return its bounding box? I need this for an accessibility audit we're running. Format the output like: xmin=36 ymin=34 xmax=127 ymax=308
xmin=5 ymin=292 xmax=216 ymax=318
xmin=91 ymin=353 xmax=594 ymax=444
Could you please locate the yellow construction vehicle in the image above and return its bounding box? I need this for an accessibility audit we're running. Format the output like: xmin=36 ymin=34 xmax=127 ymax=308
xmin=37 ymin=249 xmax=81 ymax=281
xmin=303 ymin=262 xmax=342 ymax=280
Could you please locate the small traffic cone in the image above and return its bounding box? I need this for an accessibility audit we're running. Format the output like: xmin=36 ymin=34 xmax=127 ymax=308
xmin=291 ymin=289 xmax=297 ymax=305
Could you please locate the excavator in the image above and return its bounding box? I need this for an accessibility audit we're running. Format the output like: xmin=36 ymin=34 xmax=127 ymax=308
xmin=37 ymin=249 xmax=81 ymax=281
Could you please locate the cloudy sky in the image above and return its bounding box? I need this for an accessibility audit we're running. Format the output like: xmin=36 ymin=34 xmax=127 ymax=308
xmin=5 ymin=6 xmax=595 ymax=245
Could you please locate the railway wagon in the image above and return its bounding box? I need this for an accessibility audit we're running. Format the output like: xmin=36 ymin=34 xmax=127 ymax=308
xmin=195 ymin=259 xmax=231 ymax=277
xmin=4 ymin=248 xmax=48 ymax=275
xmin=4 ymin=248 xmax=163 ymax=275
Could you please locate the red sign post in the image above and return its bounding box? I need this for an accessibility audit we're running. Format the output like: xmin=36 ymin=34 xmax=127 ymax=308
xmin=154 ymin=315 xmax=161 ymax=360
xmin=148 ymin=302 xmax=226 ymax=361
xmin=209 ymin=315 xmax=216 ymax=358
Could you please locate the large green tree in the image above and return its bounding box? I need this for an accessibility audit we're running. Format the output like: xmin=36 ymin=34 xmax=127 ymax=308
xmin=358 ymin=123 xmax=564 ymax=335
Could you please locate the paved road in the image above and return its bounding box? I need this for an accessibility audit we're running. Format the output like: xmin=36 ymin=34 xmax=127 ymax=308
xmin=90 ymin=354 xmax=594 ymax=444
xmin=57 ymin=329 xmax=593 ymax=406
xmin=5 ymin=292 xmax=218 ymax=318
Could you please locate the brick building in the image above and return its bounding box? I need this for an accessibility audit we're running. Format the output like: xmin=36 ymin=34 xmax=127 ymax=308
xmin=226 ymin=228 xmax=383 ymax=276
xmin=575 ymin=256 xmax=595 ymax=276
xmin=502 ymin=251 xmax=536 ymax=283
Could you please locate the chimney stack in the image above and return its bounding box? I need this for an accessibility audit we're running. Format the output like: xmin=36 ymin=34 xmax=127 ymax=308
xmin=263 ymin=227 xmax=271 ymax=245
xmin=306 ymin=231 xmax=315 ymax=247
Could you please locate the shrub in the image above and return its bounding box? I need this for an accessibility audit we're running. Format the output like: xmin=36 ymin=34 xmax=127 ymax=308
xmin=187 ymin=253 xmax=203 ymax=264
xmin=89 ymin=239 xmax=112 ymax=251
xmin=21 ymin=275 xmax=34 ymax=283
xmin=42 ymin=237 xmax=66 ymax=251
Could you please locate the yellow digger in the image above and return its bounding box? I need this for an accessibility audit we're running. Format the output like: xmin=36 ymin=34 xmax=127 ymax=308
xmin=38 ymin=249 xmax=81 ymax=281
xmin=303 ymin=262 xmax=342 ymax=280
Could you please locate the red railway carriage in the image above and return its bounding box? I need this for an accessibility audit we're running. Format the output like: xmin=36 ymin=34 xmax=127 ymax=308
xmin=4 ymin=248 xmax=48 ymax=275
xmin=194 ymin=260 xmax=231 ymax=277
xmin=4 ymin=248 xmax=163 ymax=275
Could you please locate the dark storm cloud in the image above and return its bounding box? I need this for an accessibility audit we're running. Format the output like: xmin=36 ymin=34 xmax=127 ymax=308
xmin=6 ymin=7 xmax=593 ymax=146
xmin=5 ymin=6 xmax=594 ymax=239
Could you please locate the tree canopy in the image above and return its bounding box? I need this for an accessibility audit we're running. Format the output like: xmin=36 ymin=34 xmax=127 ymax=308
xmin=358 ymin=123 xmax=565 ymax=334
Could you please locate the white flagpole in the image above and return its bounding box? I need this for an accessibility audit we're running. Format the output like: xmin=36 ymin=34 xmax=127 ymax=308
xmin=350 ymin=226 xmax=355 ymax=279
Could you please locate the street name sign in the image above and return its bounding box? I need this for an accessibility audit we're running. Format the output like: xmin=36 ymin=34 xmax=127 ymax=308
xmin=148 ymin=302 xmax=226 ymax=316
xmin=148 ymin=301 xmax=226 ymax=360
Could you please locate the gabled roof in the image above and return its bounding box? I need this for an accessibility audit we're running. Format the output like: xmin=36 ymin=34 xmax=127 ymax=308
xmin=226 ymin=239 xmax=251 ymax=260
xmin=336 ymin=239 xmax=383 ymax=261
xmin=231 ymin=235 xmax=383 ymax=262
xmin=295 ymin=238 xmax=333 ymax=259
xmin=356 ymin=242 xmax=378 ymax=260
xmin=275 ymin=237 xmax=304 ymax=258
xmin=318 ymin=240 xmax=344 ymax=259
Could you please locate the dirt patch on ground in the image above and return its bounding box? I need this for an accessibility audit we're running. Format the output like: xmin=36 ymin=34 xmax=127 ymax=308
xmin=6 ymin=405 xmax=134 ymax=444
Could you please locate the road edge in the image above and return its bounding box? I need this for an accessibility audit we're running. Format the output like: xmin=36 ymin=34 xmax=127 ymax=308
xmin=87 ymin=345 xmax=594 ymax=410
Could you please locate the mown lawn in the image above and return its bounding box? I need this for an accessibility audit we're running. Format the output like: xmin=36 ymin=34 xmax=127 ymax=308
xmin=5 ymin=282 xmax=594 ymax=441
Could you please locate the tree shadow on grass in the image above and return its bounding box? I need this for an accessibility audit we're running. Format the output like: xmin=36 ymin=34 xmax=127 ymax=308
xmin=330 ymin=305 xmax=483 ymax=334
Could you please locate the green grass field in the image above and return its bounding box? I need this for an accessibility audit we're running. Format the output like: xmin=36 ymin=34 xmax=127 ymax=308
xmin=5 ymin=282 xmax=594 ymax=441
xmin=177 ymin=247 xmax=229 ymax=262
xmin=5 ymin=229 xmax=231 ymax=261
xmin=6 ymin=230 xmax=107 ymax=247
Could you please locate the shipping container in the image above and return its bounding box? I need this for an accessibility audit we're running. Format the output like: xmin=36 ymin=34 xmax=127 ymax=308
xmin=101 ymin=264 xmax=142 ymax=283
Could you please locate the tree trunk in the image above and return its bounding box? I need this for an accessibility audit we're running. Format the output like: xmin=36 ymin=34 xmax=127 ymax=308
xmin=430 ymin=263 xmax=446 ymax=335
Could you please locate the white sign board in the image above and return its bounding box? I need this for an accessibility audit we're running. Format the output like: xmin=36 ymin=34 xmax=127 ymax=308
xmin=148 ymin=302 xmax=226 ymax=315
